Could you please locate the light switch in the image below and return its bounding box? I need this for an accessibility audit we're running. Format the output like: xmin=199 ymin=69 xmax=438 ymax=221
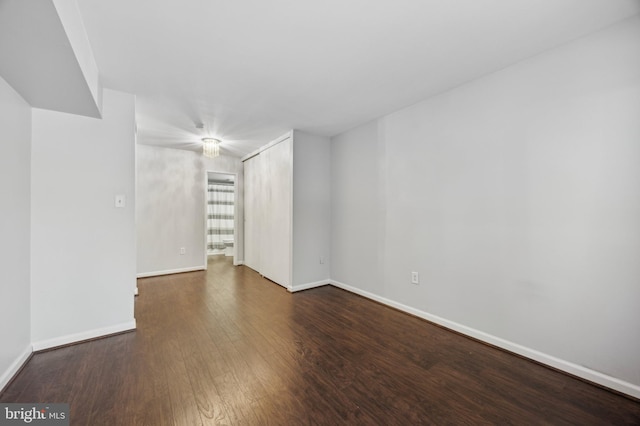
xmin=115 ymin=195 xmax=126 ymax=208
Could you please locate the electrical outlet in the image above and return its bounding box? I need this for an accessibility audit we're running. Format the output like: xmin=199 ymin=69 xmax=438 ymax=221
xmin=180 ymin=247 xmax=186 ymax=255
xmin=411 ymin=271 xmax=419 ymax=285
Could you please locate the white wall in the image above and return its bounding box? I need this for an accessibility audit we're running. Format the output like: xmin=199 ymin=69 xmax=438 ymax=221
xmin=331 ymin=121 xmax=385 ymax=294
xmin=330 ymin=16 xmax=640 ymax=397
xmin=0 ymin=76 xmax=32 ymax=390
xmin=136 ymin=144 xmax=243 ymax=276
xmin=292 ymin=130 xmax=331 ymax=288
xmin=30 ymin=89 xmax=137 ymax=349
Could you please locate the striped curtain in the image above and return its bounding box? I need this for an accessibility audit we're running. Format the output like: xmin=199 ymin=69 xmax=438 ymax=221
xmin=207 ymin=183 xmax=234 ymax=253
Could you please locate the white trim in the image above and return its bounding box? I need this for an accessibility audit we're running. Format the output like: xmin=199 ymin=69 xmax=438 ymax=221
xmin=241 ymin=131 xmax=292 ymax=162
xmin=289 ymin=280 xmax=329 ymax=293
xmin=203 ymin=168 xmax=208 ymax=271
xmin=32 ymin=320 xmax=137 ymax=352
xmin=233 ymin=175 xmax=239 ymax=263
xmin=136 ymin=266 xmax=205 ymax=278
xmin=234 ymin=260 xmax=244 ymax=266
xmin=0 ymin=344 xmax=32 ymax=391
xmin=289 ymin=136 xmax=295 ymax=292
xmin=329 ymin=279 xmax=640 ymax=400
xmin=134 ymin=286 xmax=139 ymax=296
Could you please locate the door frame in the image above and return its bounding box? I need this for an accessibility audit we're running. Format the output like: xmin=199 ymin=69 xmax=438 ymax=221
xmin=204 ymin=170 xmax=238 ymax=269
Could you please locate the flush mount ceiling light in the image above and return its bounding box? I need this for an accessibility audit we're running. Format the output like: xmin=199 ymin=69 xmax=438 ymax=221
xmin=202 ymin=138 xmax=221 ymax=158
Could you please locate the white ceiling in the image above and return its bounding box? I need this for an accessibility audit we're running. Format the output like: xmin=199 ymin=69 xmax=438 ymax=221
xmin=76 ymin=0 xmax=640 ymax=158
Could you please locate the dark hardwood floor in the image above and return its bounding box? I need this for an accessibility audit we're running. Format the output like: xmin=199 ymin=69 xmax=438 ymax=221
xmin=2 ymin=256 xmax=639 ymax=425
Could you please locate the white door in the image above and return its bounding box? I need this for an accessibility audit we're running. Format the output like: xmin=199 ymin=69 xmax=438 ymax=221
xmin=260 ymin=137 xmax=292 ymax=287
xmin=243 ymin=154 xmax=262 ymax=272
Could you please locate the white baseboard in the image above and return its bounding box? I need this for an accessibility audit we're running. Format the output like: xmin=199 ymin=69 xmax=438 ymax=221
xmin=289 ymin=279 xmax=330 ymax=293
xmin=233 ymin=260 xmax=244 ymax=266
xmin=329 ymin=279 xmax=640 ymax=400
xmin=32 ymin=320 xmax=137 ymax=352
xmin=136 ymin=266 xmax=205 ymax=278
xmin=0 ymin=344 xmax=32 ymax=392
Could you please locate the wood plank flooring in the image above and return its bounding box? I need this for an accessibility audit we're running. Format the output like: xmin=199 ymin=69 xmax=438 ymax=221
xmin=2 ymin=256 xmax=640 ymax=424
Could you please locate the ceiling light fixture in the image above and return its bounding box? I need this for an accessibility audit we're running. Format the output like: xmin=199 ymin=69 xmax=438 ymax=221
xmin=202 ymin=138 xmax=221 ymax=158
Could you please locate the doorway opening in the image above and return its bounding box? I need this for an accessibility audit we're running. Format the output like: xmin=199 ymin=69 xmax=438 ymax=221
xmin=206 ymin=171 xmax=236 ymax=261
